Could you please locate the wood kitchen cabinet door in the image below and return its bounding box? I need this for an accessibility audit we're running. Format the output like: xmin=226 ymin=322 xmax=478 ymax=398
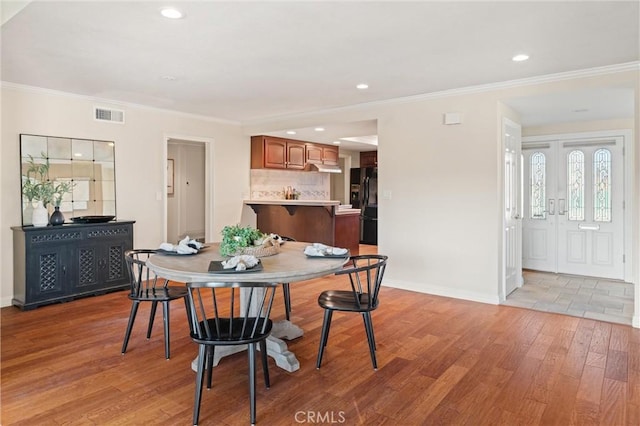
xmin=286 ymin=140 xmax=306 ymax=169
xmin=360 ymin=150 xmax=377 ymax=167
xmin=306 ymin=144 xmax=323 ymax=164
xmin=263 ymin=137 xmax=287 ymax=168
xmin=322 ymin=145 xmax=339 ymax=165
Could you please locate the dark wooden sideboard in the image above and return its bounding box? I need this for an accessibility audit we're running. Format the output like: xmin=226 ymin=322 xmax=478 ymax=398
xmin=11 ymin=221 xmax=135 ymax=310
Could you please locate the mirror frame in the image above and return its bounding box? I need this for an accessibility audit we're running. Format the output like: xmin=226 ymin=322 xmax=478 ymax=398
xmin=20 ymin=134 xmax=117 ymax=225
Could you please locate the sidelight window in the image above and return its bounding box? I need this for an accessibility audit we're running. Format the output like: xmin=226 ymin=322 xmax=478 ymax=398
xmin=593 ymin=148 xmax=611 ymax=222
xmin=529 ymin=152 xmax=546 ymax=219
xmin=567 ymin=150 xmax=584 ymax=221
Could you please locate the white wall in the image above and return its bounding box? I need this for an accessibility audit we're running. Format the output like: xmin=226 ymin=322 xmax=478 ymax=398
xmin=1 ymin=85 xmax=249 ymax=306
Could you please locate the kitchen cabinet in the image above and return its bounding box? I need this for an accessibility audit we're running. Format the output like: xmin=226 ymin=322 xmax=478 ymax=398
xmin=12 ymin=221 xmax=134 ymax=310
xmin=306 ymin=144 xmax=339 ymax=166
xmin=360 ymin=150 xmax=377 ymax=168
xmin=251 ymin=136 xmax=306 ymax=170
xmin=251 ymin=135 xmax=340 ymax=170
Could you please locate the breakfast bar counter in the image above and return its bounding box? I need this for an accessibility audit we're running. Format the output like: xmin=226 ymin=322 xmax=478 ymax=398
xmin=245 ymin=200 xmax=360 ymax=255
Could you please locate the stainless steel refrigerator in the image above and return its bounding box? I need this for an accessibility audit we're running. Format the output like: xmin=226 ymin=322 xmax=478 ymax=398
xmin=350 ymin=167 xmax=378 ymax=245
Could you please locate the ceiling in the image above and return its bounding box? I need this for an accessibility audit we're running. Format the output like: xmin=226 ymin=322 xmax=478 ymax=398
xmin=2 ymin=1 xmax=638 ymax=151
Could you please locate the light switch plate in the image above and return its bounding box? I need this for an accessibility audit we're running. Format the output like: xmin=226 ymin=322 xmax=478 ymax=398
xmin=383 ymin=190 xmax=392 ymax=200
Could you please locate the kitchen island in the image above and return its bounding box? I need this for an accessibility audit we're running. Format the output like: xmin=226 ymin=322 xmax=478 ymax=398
xmin=244 ymin=200 xmax=360 ymax=255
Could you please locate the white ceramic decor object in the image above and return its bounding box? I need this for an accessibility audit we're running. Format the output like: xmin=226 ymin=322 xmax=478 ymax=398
xmin=32 ymin=201 xmax=48 ymax=227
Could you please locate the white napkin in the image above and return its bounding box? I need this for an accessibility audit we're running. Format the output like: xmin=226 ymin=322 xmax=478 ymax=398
xmin=179 ymin=236 xmax=203 ymax=250
xmin=159 ymin=236 xmax=201 ymax=254
xmin=222 ymin=255 xmax=260 ymax=271
xmin=304 ymin=243 xmax=348 ymax=256
xmin=176 ymin=244 xmax=198 ymax=254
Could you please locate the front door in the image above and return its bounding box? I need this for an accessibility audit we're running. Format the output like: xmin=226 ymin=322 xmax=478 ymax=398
xmin=523 ymin=134 xmax=625 ymax=280
xmin=522 ymin=142 xmax=557 ymax=272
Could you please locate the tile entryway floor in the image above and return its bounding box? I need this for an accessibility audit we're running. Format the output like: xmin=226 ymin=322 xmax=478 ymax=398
xmin=504 ymin=270 xmax=635 ymax=326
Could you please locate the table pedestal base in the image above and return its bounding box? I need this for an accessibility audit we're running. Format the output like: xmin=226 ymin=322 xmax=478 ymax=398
xmin=190 ymin=320 xmax=304 ymax=373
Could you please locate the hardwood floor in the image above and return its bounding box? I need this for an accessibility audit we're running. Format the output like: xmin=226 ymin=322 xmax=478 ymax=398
xmin=2 ymin=245 xmax=639 ymax=425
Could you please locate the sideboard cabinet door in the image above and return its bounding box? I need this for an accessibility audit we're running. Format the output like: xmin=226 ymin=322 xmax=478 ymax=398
xmin=25 ymin=245 xmax=70 ymax=304
xmin=72 ymin=231 xmax=130 ymax=293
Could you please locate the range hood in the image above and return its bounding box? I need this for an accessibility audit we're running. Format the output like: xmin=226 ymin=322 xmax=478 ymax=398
xmin=308 ymin=163 xmax=342 ymax=173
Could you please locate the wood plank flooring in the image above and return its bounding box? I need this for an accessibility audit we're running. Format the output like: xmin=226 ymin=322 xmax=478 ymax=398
xmin=2 ymin=246 xmax=639 ymax=425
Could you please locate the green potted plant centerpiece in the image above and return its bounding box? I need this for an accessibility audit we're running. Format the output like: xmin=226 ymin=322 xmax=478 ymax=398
xmin=219 ymin=224 xmax=280 ymax=257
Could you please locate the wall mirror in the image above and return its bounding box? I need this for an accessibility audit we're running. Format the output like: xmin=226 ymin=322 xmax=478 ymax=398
xmin=20 ymin=134 xmax=116 ymax=225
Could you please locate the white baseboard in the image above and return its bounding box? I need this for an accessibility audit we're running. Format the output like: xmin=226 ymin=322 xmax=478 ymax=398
xmin=633 ymin=315 xmax=639 ymax=329
xmin=1 ymin=296 xmax=14 ymax=308
xmin=383 ymin=279 xmax=500 ymax=305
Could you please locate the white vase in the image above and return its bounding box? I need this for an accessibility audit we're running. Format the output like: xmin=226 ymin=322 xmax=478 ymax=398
xmin=32 ymin=201 xmax=48 ymax=227
xmin=23 ymin=202 xmax=34 ymax=226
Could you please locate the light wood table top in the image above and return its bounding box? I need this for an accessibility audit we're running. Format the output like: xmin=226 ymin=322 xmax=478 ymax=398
xmin=147 ymin=241 xmax=349 ymax=284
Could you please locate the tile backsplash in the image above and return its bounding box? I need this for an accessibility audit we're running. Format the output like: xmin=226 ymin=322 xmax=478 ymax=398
xmin=250 ymin=169 xmax=330 ymax=200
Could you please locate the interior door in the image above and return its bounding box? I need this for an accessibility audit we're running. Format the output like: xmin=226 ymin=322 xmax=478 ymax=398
xmin=522 ymin=135 xmax=624 ymax=280
xmin=503 ymin=118 xmax=522 ymax=296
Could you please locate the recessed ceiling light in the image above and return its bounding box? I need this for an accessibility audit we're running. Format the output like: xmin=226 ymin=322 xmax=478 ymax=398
xmin=333 ymin=141 xmax=341 ymax=145
xmin=286 ymin=131 xmax=296 ymax=135
xmin=573 ymin=108 xmax=589 ymax=113
xmin=314 ymin=127 xmax=325 ymax=132
xmin=356 ymin=83 xmax=369 ymax=90
xmin=161 ymin=75 xmax=176 ymax=81
xmin=512 ymin=54 xmax=529 ymax=62
xmin=161 ymin=8 xmax=184 ymax=19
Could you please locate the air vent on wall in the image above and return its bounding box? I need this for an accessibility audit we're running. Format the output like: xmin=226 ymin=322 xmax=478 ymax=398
xmin=94 ymin=106 xmax=125 ymax=124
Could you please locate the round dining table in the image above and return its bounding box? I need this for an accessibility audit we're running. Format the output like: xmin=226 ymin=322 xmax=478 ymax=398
xmin=146 ymin=241 xmax=349 ymax=372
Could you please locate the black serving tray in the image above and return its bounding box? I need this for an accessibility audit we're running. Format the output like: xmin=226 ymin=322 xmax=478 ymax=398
xmin=208 ymin=260 xmax=263 ymax=273
xmin=71 ymin=215 xmax=116 ymax=224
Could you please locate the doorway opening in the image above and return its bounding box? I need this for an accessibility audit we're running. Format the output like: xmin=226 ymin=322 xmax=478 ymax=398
xmin=165 ymin=135 xmax=214 ymax=244
xmin=506 ymin=129 xmax=634 ymax=324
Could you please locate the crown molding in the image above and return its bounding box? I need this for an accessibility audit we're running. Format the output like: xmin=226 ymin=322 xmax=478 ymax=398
xmin=0 ymin=81 xmax=240 ymax=126
xmin=243 ymin=61 xmax=640 ymax=128
xmin=3 ymin=61 xmax=638 ymax=128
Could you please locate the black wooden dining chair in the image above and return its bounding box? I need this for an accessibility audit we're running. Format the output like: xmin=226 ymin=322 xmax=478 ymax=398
xmin=316 ymin=254 xmax=388 ymax=370
xmin=186 ymin=281 xmax=278 ymax=426
xmin=121 ymin=249 xmax=191 ymax=359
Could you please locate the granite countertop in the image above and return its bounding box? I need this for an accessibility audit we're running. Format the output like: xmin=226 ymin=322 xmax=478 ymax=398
xmin=336 ymin=208 xmax=361 ymax=215
xmin=244 ymin=199 xmax=341 ymax=207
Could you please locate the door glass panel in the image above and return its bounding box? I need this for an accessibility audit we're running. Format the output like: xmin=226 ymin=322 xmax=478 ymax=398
xmin=530 ymin=152 xmax=546 ymax=219
xmin=593 ymin=148 xmax=611 ymax=222
xmin=567 ymin=150 xmax=584 ymax=221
